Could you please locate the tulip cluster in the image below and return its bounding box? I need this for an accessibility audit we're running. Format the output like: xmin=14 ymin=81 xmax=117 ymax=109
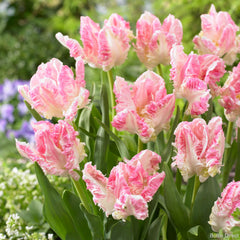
xmin=15 ymin=4 xmax=240 ymax=239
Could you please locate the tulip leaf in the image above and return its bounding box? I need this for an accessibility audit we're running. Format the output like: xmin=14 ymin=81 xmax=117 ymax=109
xmin=94 ymin=82 xmax=109 ymax=174
xmin=187 ymin=225 xmax=208 ymax=240
xmin=34 ymin=162 xmax=80 ymax=240
xmin=24 ymin=100 xmax=43 ymax=121
xmin=162 ymin=105 xmax=180 ymax=162
xmin=80 ymin=204 xmax=104 ymax=240
xmin=94 ymin=117 xmax=130 ymax=159
xmin=162 ymin=162 xmax=190 ymax=237
xmin=190 ymin=176 xmax=220 ymax=234
xmin=62 ymin=190 xmax=92 ymax=240
xmin=110 ymin=221 xmax=134 ymax=240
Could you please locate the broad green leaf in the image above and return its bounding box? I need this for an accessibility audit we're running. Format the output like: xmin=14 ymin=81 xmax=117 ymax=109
xmin=80 ymin=204 xmax=104 ymax=240
xmin=110 ymin=221 xmax=134 ymax=240
xmin=162 ymin=105 xmax=180 ymax=162
xmin=190 ymin=177 xmax=220 ymax=234
xmin=184 ymin=176 xmax=195 ymax=209
xmin=187 ymin=225 xmax=208 ymax=240
xmin=24 ymin=100 xmax=43 ymax=121
xmin=140 ymin=190 xmax=160 ymax=240
xmin=62 ymin=190 xmax=92 ymax=240
xmin=94 ymin=117 xmax=130 ymax=159
xmin=163 ymin=162 xmax=190 ymax=238
xmin=34 ymin=162 xmax=79 ymax=240
xmin=94 ymin=82 xmax=109 ymax=174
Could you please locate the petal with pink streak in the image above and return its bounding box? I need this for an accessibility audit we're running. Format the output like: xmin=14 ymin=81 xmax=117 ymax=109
xmin=113 ymin=194 xmax=148 ymax=220
xmin=83 ymin=162 xmax=116 ymax=216
xmin=55 ymin=32 xmax=83 ymax=59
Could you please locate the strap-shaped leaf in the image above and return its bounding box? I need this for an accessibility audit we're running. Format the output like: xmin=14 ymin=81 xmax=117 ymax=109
xmin=80 ymin=204 xmax=104 ymax=240
xmin=62 ymin=190 xmax=92 ymax=240
xmin=162 ymin=162 xmax=190 ymax=238
xmin=110 ymin=221 xmax=134 ymax=240
xmin=94 ymin=82 xmax=109 ymax=174
xmin=94 ymin=117 xmax=130 ymax=160
xmin=190 ymin=176 xmax=220 ymax=234
xmin=187 ymin=225 xmax=208 ymax=240
xmin=34 ymin=162 xmax=79 ymax=240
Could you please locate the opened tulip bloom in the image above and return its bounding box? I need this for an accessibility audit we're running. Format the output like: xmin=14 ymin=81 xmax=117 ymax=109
xmin=172 ymin=117 xmax=225 ymax=182
xmin=16 ymin=120 xmax=86 ymax=180
xmin=193 ymin=4 xmax=240 ymax=65
xmin=170 ymin=45 xmax=225 ymax=115
xmin=219 ymin=62 xmax=240 ymax=126
xmin=135 ymin=11 xmax=182 ymax=69
xmin=56 ymin=14 xmax=133 ymax=71
xmin=83 ymin=150 xmax=165 ymax=220
xmin=209 ymin=181 xmax=240 ymax=233
xmin=18 ymin=58 xmax=89 ymax=120
xmin=112 ymin=70 xmax=175 ymax=143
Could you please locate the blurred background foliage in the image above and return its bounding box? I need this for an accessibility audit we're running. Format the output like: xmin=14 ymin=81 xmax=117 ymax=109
xmin=1 ymin=0 xmax=240 ymax=81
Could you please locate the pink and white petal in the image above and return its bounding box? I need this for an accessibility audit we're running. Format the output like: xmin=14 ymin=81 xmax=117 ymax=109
xmin=193 ymin=36 xmax=218 ymax=55
xmin=64 ymin=87 xmax=90 ymax=121
xmin=129 ymin=149 xmax=161 ymax=174
xmin=145 ymin=94 xmax=175 ymax=134
xmin=80 ymin=16 xmax=101 ymax=68
xmin=141 ymin=172 xmax=165 ymax=201
xmin=75 ymin=58 xmax=86 ymax=87
xmin=16 ymin=139 xmax=41 ymax=163
xmin=55 ymin=32 xmax=84 ymax=59
xmin=113 ymin=76 xmax=135 ymax=113
xmin=82 ymin=162 xmax=116 ymax=216
xmin=112 ymin=194 xmax=148 ymax=220
xmin=170 ymin=45 xmax=188 ymax=87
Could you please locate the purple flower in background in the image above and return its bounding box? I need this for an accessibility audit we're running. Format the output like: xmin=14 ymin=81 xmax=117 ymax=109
xmin=1 ymin=104 xmax=14 ymax=122
xmin=2 ymin=79 xmax=17 ymax=101
xmin=0 ymin=85 xmax=3 ymax=102
xmin=18 ymin=102 xmax=28 ymax=116
xmin=0 ymin=119 xmax=7 ymax=132
xmin=13 ymin=120 xmax=35 ymax=142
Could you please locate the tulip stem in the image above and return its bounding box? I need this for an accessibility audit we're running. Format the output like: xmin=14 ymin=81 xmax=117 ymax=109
xmin=191 ymin=175 xmax=200 ymax=212
xmin=107 ymin=69 xmax=116 ymax=135
xmin=71 ymin=177 xmax=97 ymax=215
xmin=138 ymin=137 xmax=144 ymax=153
xmin=235 ymin=128 xmax=240 ymax=181
xmin=156 ymin=64 xmax=163 ymax=77
xmin=222 ymin=121 xmax=234 ymax=189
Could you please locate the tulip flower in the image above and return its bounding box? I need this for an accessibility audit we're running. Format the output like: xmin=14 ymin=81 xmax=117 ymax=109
xmin=18 ymin=58 xmax=89 ymax=120
xmin=172 ymin=117 xmax=225 ymax=182
xmin=56 ymin=14 xmax=133 ymax=71
xmin=209 ymin=181 xmax=240 ymax=233
xmin=82 ymin=150 xmax=165 ymax=220
xmin=193 ymin=4 xmax=240 ymax=65
xmin=16 ymin=120 xmax=86 ymax=180
xmin=170 ymin=45 xmax=225 ymax=115
xmin=219 ymin=62 xmax=240 ymax=126
xmin=135 ymin=11 xmax=183 ymax=69
xmin=112 ymin=70 xmax=175 ymax=143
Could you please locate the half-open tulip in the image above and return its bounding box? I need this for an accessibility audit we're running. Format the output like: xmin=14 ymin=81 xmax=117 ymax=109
xmin=172 ymin=117 xmax=225 ymax=182
xmin=193 ymin=4 xmax=240 ymax=65
xmin=18 ymin=58 xmax=89 ymax=120
xmin=112 ymin=70 xmax=175 ymax=143
xmin=82 ymin=150 xmax=165 ymax=220
xmin=16 ymin=120 xmax=86 ymax=180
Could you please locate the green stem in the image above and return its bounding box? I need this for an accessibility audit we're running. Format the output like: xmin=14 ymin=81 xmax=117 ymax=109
xmin=71 ymin=177 xmax=97 ymax=215
xmin=222 ymin=121 xmax=234 ymax=189
xmin=175 ymin=169 xmax=182 ymax=193
xmin=107 ymin=70 xmax=115 ymax=116
xmin=156 ymin=64 xmax=163 ymax=77
xmin=138 ymin=137 xmax=144 ymax=153
xmin=235 ymin=128 xmax=240 ymax=181
xmin=191 ymin=175 xmax=200 ymax=212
